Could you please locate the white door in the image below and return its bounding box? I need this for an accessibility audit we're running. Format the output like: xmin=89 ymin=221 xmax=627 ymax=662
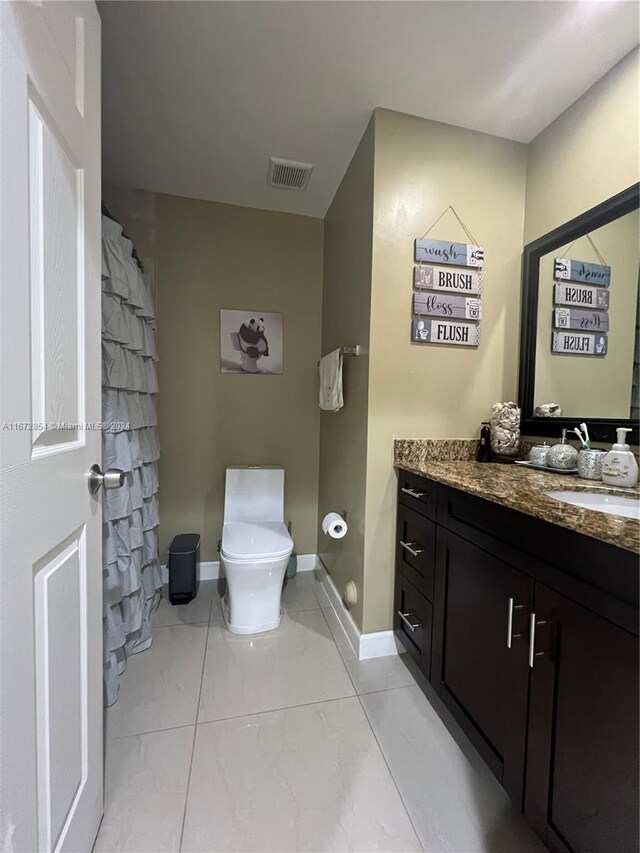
xmin=0 ymin=3 xmax=102 ymax=851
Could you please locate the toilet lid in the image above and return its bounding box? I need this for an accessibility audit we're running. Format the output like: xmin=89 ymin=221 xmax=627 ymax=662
xmin=221 ymin=521 xmax=293 ymax=561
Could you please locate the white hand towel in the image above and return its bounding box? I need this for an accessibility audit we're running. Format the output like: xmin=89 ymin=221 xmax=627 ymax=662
xmin=319 ymin=349 xmax=343 ymax=411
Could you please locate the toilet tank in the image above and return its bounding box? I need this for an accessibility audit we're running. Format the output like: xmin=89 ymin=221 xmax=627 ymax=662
xmin=224 ymin=466 xmax=285 ymax=524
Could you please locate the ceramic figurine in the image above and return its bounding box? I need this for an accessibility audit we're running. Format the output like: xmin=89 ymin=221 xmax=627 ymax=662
xmin=490 ymin=401 xmax=521 ymax=458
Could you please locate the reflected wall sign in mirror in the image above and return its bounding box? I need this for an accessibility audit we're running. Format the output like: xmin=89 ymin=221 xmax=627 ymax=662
xmin=519 ymin=184 xmax=639 ymax=443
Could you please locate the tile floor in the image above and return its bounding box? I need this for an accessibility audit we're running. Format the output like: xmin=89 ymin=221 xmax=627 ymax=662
xmin=96 ymin=572 xmax=546 ymax=853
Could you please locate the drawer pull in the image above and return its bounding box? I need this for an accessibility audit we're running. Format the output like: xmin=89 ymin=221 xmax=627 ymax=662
xmin=398 ymin=610 xmax=421 ymax=632
xmin=400 ymin=540 xmax=424 ymax=557
xmin=401 ymin=487 xmax=427 ymax=499
xmin=528 ymin=613 xmax=551 ymax=667
xmin=506 ymin=597 xmax=525 ymax=649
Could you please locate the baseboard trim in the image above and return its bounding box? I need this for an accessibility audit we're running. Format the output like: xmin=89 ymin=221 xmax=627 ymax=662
xmin=315 ymin=560 xmax=403 ymax=661
xmin=161 ymin=560 xmax=220 ymax=584
xmin=315 ymin=561 xmax=361 ymax=657
xmin=161 ymin=552 xmax=317 ymax=584
xmin=295 ymin=553 xmax=317 ymax=572
xmin=360 ymin=629 xmax=404 ymax=659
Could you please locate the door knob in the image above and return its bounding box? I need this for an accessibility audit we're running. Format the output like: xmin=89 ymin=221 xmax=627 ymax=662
xmin=88 ymin=464 xmax=125 ymax=494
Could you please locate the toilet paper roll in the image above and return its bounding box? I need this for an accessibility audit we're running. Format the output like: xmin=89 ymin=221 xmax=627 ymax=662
xmin=322 ymin=512 xmax=348 ymax=539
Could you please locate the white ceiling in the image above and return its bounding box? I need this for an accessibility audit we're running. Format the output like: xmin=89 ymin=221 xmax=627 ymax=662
xmin=99 ymin=1 xmax=639 ymax=219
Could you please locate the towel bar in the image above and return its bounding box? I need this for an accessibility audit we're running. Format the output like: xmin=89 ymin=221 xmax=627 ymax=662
xmin=318 ymin=345 xmax=361 ymax=365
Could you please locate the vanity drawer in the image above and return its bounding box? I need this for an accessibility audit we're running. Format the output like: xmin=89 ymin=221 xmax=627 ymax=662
xmin=395 ymin=575 xmax=432 ymax=678
xmin=396 ymin=503 xmax=435 ymax=601
xmin=398 ymin=471 xmax=437 ymax=520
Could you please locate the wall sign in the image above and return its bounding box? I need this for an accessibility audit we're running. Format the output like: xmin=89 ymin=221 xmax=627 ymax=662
xmin=415 ymin=238 xmax=484 ymax=268
xmin=554 ymin=282 xmax=610 ymax=310
xmin=413 ymin=291 xmax=482 ymax=320
xmin=413 ymin=264 xmax=482 ymax=295
xmin=412 ymin=318 xmax=481 ymax=347
xmin=553 ymin=308 xmax=609 ymax=332
xmin=554 ymin=257 xmax=611 ymax=287
xmin=552 ymin=255 xmax=610 ymax=358
xmin=412 ymin=219 xmax=483 ymax=348
xmin=552 ymin=331 xmax=608 ymax=356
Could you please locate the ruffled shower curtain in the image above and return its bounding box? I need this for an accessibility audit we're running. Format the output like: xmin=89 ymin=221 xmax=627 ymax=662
xmin=101 ymin=214 xmax=162 ymax=706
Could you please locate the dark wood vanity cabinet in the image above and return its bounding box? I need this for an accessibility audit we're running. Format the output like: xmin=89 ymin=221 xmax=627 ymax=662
xmin=434 ymin=532 xmax=532 ymax=804
xmin=525 ymin=584 xmax=639 ymax=853
xmin=395 ymin=571 xmax=432 ymax=677
xmin=393 ymin=471 xmax=438 ymax=678
xmin=394 ymin=473 xmax=639 ymax=853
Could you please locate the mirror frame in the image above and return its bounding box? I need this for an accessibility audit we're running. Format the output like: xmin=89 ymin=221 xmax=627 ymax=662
xmin=518 ymin=182 xmax=640 ymax=444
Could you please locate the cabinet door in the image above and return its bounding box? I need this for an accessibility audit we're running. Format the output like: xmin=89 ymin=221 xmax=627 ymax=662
xmin=434 ymin=531 xmax=532 ymax=804
xmin=525 ymin=584 xmax=639 ymax=853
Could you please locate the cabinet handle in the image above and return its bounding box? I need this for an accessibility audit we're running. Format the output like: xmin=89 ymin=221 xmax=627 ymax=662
xmin=401 ymin=487 xmax=426 ymax=499
xmin=506 ymin=597 xmax=525 ymax=649
xmin=400 ymin=540 xmax=424 ymax=557
xmin=398 ymin=610 xmax=421 ymax=632
xmin=528 ymin=612 xmax=550 ymax=667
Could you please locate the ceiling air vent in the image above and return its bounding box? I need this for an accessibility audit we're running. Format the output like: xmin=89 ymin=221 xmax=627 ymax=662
xmin=267 ymin=157 xmax=313 ymax=191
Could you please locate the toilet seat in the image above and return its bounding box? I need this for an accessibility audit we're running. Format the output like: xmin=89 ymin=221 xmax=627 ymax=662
xmin=221 ymin=521 xmax=292 ymax=562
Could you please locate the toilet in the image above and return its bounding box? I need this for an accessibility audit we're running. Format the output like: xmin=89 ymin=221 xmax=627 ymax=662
xmin=220 ymin=465 xmax=294 ymax=635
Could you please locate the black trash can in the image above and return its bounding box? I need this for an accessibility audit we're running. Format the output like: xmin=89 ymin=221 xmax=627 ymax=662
xmin=168 ymin=533 xmax=200 ymax=604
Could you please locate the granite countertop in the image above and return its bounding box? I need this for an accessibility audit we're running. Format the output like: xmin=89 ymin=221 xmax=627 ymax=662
xmin=394 ymin=440 xmax=640 ymax=553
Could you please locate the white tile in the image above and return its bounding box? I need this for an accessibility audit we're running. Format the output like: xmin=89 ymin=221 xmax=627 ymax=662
xmin=361 ymin=686 xmax=547 ymax=853
xmin=198 ymin=609 xmax=355 ymax=722
xmin=93 ymin=726 xmax=194 ymax=853
xmin=153 ymin=581 xmax=221 ymax=627
xmin=322 ymin=604 xmax=416 ymax=694
xmin=107 ymin=623 xmax=208 ymax=738
xmin=208 ymin=580 xmax=227 ymax=625
xmin=313 ymin=570 xmax=333 ymax=610
xmin=182 ymin=698 xmax=421 ymax=853
xmin=345 ymin=652 xmax=417 ymax=696
xmin=280 ymin=571 xmax=321 ymax=612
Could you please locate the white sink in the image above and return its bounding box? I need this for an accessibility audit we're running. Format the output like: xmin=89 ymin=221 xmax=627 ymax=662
xmin=545 ymin=490 xmax=640 ymax=520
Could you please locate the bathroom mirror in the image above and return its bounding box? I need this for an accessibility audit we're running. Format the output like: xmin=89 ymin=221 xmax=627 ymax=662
xmin=519 ymin=183 xmax=639 ymax=444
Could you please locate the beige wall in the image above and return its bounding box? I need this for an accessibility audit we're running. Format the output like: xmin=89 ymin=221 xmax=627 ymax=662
xmin=534 ymin=210 xmax=639 ymax=419
xmin=362 ymin=109 xmax=528 ymax=632
xmin=155 ymin=194 xmax=323 ymax=562
xmin=316 ymin=119 xmax=375 ymax=629
xmin=354 ymin=52 xmax=640 ymax=633
xmin=524 ymin=48 xmax=639 ymax=244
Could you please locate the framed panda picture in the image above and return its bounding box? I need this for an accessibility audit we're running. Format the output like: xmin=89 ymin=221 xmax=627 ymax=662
xmin=219 ymin=309 xmax=284 ymax=375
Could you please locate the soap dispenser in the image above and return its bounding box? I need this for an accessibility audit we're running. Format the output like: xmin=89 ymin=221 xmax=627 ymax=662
xmin=602 ymin=428 xmax=639 ymax=487
xmin=546 ymin=429 xmax=579 ymax=470
xmin=476 ymin=422 xmax=492 ymax=463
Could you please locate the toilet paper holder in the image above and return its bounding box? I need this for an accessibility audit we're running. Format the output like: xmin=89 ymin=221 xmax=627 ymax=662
xmin=322 ymin=511 xmax=348 ymax=539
